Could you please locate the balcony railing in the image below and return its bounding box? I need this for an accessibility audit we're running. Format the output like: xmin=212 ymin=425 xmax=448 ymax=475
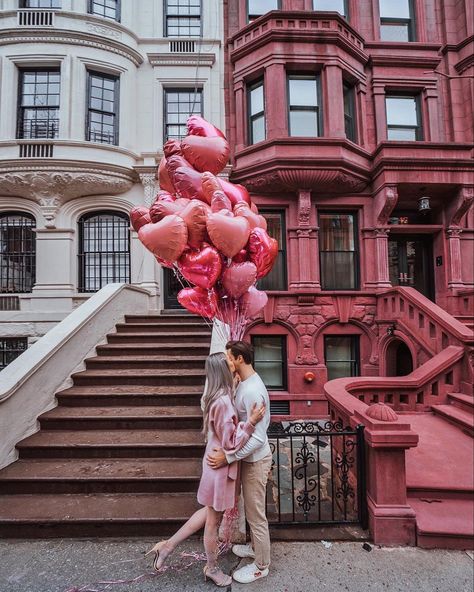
xmin=17 ymin=117 xmax=59 ymax=140
xmin=17 ymin=9 xmax=55 ymax=27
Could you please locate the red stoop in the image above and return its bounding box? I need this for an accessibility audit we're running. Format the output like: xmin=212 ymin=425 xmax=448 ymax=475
xmin=406 ymin=411 xmax=474 ymax=550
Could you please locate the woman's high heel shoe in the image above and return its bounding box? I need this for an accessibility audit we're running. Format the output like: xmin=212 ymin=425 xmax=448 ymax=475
xmin=145 ymin=541 xmax=172 ymax=572
xmin=203 ymin=565 xmax=232 ymax=587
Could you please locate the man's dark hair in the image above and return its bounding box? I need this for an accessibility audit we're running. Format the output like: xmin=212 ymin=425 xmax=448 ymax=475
xmin=226 ymin=340 xmax=254 ymax=365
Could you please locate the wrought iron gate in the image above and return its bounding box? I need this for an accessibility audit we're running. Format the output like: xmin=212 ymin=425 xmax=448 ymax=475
xmin=266 ymin=421 xmax=367 ymax=528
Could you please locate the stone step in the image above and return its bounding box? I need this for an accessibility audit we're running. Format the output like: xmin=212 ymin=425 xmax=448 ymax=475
xmin=0 ymin=492 xmax=201 ymax=538
xmin=71 ymin=368 xmax=206 ymax=387
xmin=0 ymin=458 xmax=202 ymax=494
xmin=447 ymin=393 xmax=474 ymax=414
xmin=39 ymin=406 xmax=203 ymax=430
xmin=125 ymin=314 xmax=206 ymax=324
xmin=96 ymin=343 xmax=211 ymax=357
xmin=85 ymin=355 xmax=207 ymax=371
xmin=431 ymin=404 xmax=474 ymax=437
xmin=106 ymin=332 xmax=211 ymax=345
xmin=56 ymin=385 xmax=203 ymax=407
xmin=409 ymin=496 xmax=474 ymax=550
xmin=116 ymin=322 xmax=212 ymax=334
xmin=17 ymin=430 xmax=205 ymax=459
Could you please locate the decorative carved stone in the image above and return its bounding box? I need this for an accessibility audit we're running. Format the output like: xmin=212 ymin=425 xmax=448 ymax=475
xmin=446 ymin=227 xmax=463 ymax=238
xmin=447 ymin=186 xmax=474 ymax=227
xmin=375 ymin=185 xmax=398 ymax=226
xmin=0 ymin=170 xmax=134 ymax=203
xmin=138 ymin=173 xmax=157 ymax=207
xmin=295 ymin=334 xmax=318 ymax=365
xmin=366 ymin=402 xmax=399 ymax=422
xmin=38 ymin=197 xmax=61 ymax=228
xmin=298 ymin=189 xmax=311 ymax=226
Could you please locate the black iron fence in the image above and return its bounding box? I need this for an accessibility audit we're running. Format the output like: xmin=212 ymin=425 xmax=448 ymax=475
xmin=266 ymin=420 xmax=367 ymax=528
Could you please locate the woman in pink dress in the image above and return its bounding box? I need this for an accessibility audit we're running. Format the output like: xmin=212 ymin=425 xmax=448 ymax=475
xmin=145 ymin=352 xmax=265 ymax=587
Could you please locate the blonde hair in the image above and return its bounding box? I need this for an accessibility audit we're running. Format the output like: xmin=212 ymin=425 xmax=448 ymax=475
xmin=202 ymin=352 xmax=234 ymax=437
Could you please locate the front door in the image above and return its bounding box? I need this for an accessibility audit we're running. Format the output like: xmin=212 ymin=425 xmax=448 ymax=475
xmin=388 ymin=235 xmax=434 ymax=300
xmin=163 ymin=267 xmax=181 ymax=309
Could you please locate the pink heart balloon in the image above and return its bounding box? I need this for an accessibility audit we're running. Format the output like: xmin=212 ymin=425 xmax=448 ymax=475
xmin=179 ymin=199 xmax=210 ymax=249
xmin=222 ymin=261 xmax=257 ymax=299
xmin=234 ymin=203 xmax=267 ymax=231
xmin=130 ymin=207 xmax=151 ymax=232
xmin=138 ymin=215 xmax=188 ymax=263
xmin=173 ymin=166 xmax=208 ymax=203
xmin=202 ymin=172 xmax=221 ymax=203
xmin=181 ymin=135 xmax=230 ymax=176
xmin=178 ymin=286 xmax=218 ymax=319
xmin=163 ymin=139 xmax=182 ymax=158
xmin=186 ymin=115 xmax=226 ymax=139
xmin=155 ymin=255 xmax=174 ymax=269
xmin=218 ymin=178 xmax=251 ymax=206
xmin=154 ymin=190 xmax=175 ymax=203
xmin=157 ymin=156 xmax=175 ymax=193
xmin=240 ymin=286 xmax=268 ymax=318
xmin=248 ymin=227 xmax=279 ymax=279
xmin=206 ymin=213 xmax=250 ymax=259
xmin=149 ymin=198 xmax=189 ymax=223
xmin=211 ymin=190 xmax=232 ymax=213
xmin=233 ymin=249 xmax=248 ymax=263
xmin=250 ymin=202 xmax=259 ymax=214
xmin=178 ymin=244 xmax=222 ymax=290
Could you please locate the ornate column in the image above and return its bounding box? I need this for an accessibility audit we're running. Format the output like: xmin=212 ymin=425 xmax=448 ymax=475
xmin=289 ymin=189 xmax=320 ymax=291
xmin=265 ymin=63 xmax=287 ymax=139
xmin=424 ymin=86 xmax=441 ymax=142
xmin=234 ymin=81 xmax=246 ymax=151
xmin=138 ymin=172 xmax=157 ymax=207
xmin=322 ymin=62 xmax=345 ymax=138
xmin=373 ymin=83 xmax=387 ymax=144
xmin=446 ymin=227 xmax=464 ymax=289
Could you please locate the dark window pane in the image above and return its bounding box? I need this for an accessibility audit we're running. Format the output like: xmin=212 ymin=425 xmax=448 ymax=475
xmin=252 ymin=335 xmax=286 ymax=389
xmin=259 ymin=211 xmax=286 ymax=291
xmin=324 ymin=335 xmax=359 ymax=380
xmin=0 ymin=338 xmax=28 ymax=371
xmin=164 ymin=88 xmax=203 ymax=141
xmin=0 ymin=213 xmax=36 ymax=293
xmin=319 ymin=213 xmax=358 ymax=290
xmin=313 ymin=0 xmax=345 ymax=16
xmin=22 ymin=0 xmax=61 ymax=7
xmin=343 ymin=83 xmax=356 ymax=142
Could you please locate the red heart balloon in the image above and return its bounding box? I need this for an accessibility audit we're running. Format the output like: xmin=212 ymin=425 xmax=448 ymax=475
xmin=181 ymin=135 xmax=230 ymax=176
xmin=155 ymin=255 xmax=174 ymax=269
xmin=207 ymin=213 xmax=250 ymax=259
xmin=163 ymin=139 xmax=182 ymax=158
xmin=240 ymin=286 xmax=268 ymax=318
xmin=179 ymin=199 xmax=210 ymax=249
xmin=130 ymin=207 xmax=151 ymax=232
xmin=248 ymin=227 xmax=279 ymax=279
xmin=250 ymin=202 xmax=259 ymax=214
xmin=178 ymin=286 xmax=218 ymax=318
xmin=178 ymin=244 xmax=222 ymax=289
xmin=218 ymin=178 xmax=251 ymax=206
xmin=202 ymin=172 xmax=221 ymax=203
xmin=173 ymin=166 xmax=208 ymax=203
xmin=149 ymin=198 xmax=189 ymax=223
xmin=234 ymin=203 xmax=267 ymax=231
xmin=154 ymin=190 xmax=175 ymax=203
xmin=166 ymin=154 xmax=193 ymax=177
xmin=186 ymin=115 xmax=226 ymax=139
xmin=222 ymin=261 xmax=257 ymax=299
xmin=233 ymin=249 xmax=248 ymax=263
xmin=138 ymin=215 xmax=188 ymax=263
xmin=211 ymin=190 xmax=232 ymax=213
xmin=157 ymin=156 xmax=175 ymax=193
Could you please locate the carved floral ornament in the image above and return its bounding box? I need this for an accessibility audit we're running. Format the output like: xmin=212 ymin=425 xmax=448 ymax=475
xmin=0 ymin=170 xmax=134 ymax=228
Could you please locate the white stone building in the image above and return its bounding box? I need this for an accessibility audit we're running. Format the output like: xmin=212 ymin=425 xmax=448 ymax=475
xmin=0 ymin=0 xmax=225 ymax=368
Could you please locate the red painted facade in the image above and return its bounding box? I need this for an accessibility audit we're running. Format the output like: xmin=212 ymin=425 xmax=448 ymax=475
xmin=224 ymin=0 xmax=474 ymax=418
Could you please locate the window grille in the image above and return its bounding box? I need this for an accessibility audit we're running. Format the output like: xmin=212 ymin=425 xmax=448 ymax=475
xmin=78 ymin=211 xmax=130 ymax=293
xmin=164 ymin=88 xmax=203 ymax=142
xmin=165 ymin=0 xmax=201 ymax=37
xmin=88 ymin=0 xmax=120 ymax=21
xmin=17 ymin=69 xmax=60 ymax=140
xmin=0 ymin=212 xmax=36 ymax=293
xmin=0 ymin=338 xmax=28 ymax=371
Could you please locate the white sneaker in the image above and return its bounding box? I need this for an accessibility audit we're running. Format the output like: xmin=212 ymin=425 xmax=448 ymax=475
xmin=232 ymin=544 xmax=255 ymax=559
xmin=232 ymin=562 xmax=269 ymax=584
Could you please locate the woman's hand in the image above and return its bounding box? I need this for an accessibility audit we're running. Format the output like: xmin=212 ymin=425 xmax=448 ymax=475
xmin=249 ymin=402 xmax=266 ymax=426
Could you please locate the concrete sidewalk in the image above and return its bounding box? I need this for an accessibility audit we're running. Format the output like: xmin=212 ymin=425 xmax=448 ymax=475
xmin=0 ymin=539 xmax=472 ymax=592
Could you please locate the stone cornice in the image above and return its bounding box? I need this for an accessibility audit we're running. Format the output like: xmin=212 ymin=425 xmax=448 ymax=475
xmin=147 ymin=52 xmax=215 ymax=67
xmin=365 ymin=41 xmax=442 ymax=52
xmin=369 ymin=55 xmax=441 ymax=69
xmin=236 ymin=137 xmax=372 ymax=160
xmin=441 ymin=35 xmax=474 ymax=55
xmin=455 ymin=54 xmax=474 ymax=74
xmin=0 ymin=28 xmax=143 ymax=66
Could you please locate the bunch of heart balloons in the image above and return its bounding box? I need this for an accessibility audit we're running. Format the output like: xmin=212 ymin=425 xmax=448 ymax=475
xmin=130 ymin=116 xmax=278 ymax=338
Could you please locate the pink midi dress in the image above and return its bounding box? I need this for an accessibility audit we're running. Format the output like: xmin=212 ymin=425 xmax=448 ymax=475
xmin=197 ymin=393 xmax=255 ymax=512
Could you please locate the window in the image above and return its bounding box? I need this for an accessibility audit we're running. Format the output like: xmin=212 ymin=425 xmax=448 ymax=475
xmin=324 ymin=335 xmax=359 ymax=380
xmin=88 ymin=0 xmax=120 ymax=21
xmin=164 ymin=88 xmax=203 ymax=141
xmin=0 ymin=213 xmax=36 ymax=293
xmin=258 ymin=211 xmax=287 ymax=291
xmin=86 ymin=71 xmax=119 ymax=145
xmin=165 ymin=0 xmax=201 ymax=37
xmin=17 ymin=69 xmax=60 ymax=139
xmin=247 ymin=81 xmax=265 ymax=144
xmin=379 ymin=0 xmax=415 ymax=41
xmin=252 ymin=335 xmax=287 ymax=390
xmin=343 ymin=83 xmax=356 ymax=142
xmin=313 ymin=0 xmax=347 ymax=18
xmin=288 ymin=76 xmax=321 ymax=137
xmin=386 ymin=95 xmax=422 ymax=140
xmin=0 ymin=338 xmax=28 ymax=371
xmin=78 ymin=212 xmax=130 ymax=293
xmin=20 ymin=0 xmax=61 ymax=7
xmin=319 ymin=212 xmax=359 ymax=290
xmin=248 ymin=0 xmax=280 ymax=22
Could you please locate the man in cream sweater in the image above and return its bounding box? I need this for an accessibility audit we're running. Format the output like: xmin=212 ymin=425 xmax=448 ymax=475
xmin=207 ymin=340 xmax=272 ymax=584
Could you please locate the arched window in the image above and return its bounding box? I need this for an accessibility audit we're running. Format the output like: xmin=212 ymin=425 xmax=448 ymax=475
xmin=78 ymin=211 xmax=130 ymax=293
xmin=0 ymin=212 xmax=36 ymax=293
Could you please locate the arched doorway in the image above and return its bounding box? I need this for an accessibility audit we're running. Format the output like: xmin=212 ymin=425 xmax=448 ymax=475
xmin=386 ymin=339 xmax=413 ymax=376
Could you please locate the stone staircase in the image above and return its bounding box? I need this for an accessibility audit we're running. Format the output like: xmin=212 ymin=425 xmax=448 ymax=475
xmin=0 ymin=313 xmax=211 ymax=537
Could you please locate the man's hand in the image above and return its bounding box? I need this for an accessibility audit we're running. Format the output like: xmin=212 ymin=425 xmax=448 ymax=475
xmin=206 ymin=447 xmax=228 ymax=469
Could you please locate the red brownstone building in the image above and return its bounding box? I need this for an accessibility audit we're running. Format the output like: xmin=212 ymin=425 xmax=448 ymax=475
xmin=223 ymin=0 xmax=473 ymax=419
